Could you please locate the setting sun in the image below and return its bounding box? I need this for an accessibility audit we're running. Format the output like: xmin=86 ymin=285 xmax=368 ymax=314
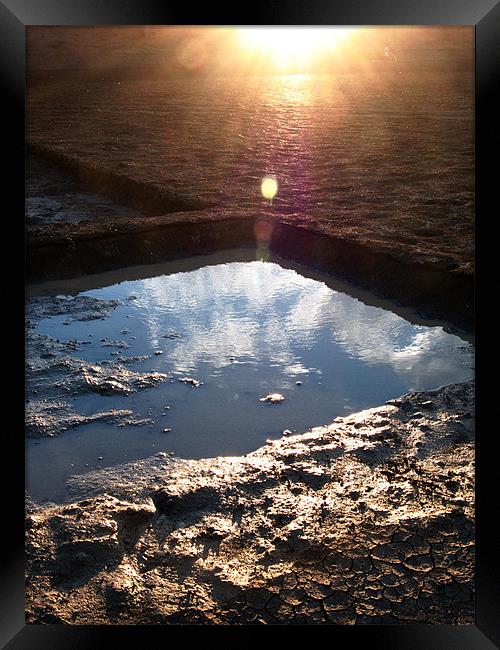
xmin=237 ymin=27 xmax=355 ymax=69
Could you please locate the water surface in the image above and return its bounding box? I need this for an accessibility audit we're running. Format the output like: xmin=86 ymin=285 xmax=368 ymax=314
xmin=27 ymin=257 xmax=474 ymax=502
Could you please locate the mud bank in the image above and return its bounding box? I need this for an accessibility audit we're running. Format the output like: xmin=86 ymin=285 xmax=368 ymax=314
xmin=27 ymin=208 xmax=473 ymax=335
xmin=26 ymin=70 xmax=474 ymax=273
xmin=26 ymin=380 xmax=474 ymax=625
xmin=27 ymin=145 xmax=211 ymax=217
xmin=26 ymin=163 xmax=472 ymax=337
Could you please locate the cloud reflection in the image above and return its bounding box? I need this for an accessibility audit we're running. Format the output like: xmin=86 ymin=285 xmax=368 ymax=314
xmin=110 ymin=261 xmax=472 ymax=390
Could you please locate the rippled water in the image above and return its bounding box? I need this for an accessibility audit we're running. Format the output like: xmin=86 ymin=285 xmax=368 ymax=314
xmin=27 ymin=256 xmax=474 ymax=502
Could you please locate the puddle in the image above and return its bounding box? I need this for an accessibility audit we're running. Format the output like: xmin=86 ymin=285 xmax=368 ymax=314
xmin=26 ymin=251 xmax=474 ymax=503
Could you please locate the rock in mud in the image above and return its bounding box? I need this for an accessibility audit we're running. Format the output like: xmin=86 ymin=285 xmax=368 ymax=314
xmin=27 ymin=295 xmax=121 ymax=323
xmin=178 ymin=377 xmax=203 ymax=387
xmin=25 ymin=401 xmax=148 ymax=438
xmin=27 ymin=331 xmax=166 ymax=402
xmin=260 ymin=393 xmax=285 ymax=404
xmin=100 ymin=338 xmax=130 ymax=349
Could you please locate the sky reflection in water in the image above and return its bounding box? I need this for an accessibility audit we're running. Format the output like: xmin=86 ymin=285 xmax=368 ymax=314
xmin=28 ymin=260 xmax=474 ymax=502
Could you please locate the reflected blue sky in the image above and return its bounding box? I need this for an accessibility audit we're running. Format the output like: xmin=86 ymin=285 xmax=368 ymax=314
xmin=70 ymin=261 xmax=472 ymax=386
xmin=29 ymin=260 xmax=474 ymax=503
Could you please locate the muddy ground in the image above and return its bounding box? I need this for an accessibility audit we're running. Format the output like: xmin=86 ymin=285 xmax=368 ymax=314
xmin=26 ymin=380 xmax=474 ymax=624
xmin=25 ymin=70 xmax=474 ymax=625
xmin=26 ymin=70 xmax=474 ymax=279
xmin=26 ymin=143 xmax=473 ymax=276
xmin=25 ymin=153 xmax=475 ymax=625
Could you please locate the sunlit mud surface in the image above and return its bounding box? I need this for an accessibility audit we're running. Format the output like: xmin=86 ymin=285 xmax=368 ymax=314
xmin=27 ymin=71 xmax=474 ymax=271
xmin=26 ymin=257 xmax=473 ymax=503
xmin=26 ymin=380 xmax=475 ymax=624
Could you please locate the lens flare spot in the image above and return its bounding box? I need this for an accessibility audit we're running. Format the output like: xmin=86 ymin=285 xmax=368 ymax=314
xmin=176 ymin=38 xmax=208 ymax=70
xmin=254 ymin=219 xmax=274 ymax=244
xmin=261 ymin=176 xmax=278 ymax=203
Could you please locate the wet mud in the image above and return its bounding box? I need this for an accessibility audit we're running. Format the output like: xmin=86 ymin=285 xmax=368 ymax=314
xmin=26 ymin=380 xmax=474 ymax=624
xmin=26 ymin=295 xmax=167 ymax=437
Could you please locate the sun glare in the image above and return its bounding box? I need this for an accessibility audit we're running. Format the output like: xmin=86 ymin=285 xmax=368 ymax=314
xmin=237 ymin=27 xmax=354 ymax=69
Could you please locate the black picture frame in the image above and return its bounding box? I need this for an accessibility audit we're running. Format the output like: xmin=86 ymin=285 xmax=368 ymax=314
xmin=4 ymin=0 xmax=498 ymax=646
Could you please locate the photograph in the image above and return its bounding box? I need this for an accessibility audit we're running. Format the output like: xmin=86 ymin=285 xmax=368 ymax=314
xmin=24 ymin=24 xmax=476 ymax=626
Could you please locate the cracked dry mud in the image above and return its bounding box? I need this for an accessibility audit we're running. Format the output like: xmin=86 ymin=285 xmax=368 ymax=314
xmin=26 ymin=380 xmax=474 ymax=624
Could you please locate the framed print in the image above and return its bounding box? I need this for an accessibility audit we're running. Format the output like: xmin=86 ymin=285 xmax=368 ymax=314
xmin=2 ymin=0 xmax=498 ymax=646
